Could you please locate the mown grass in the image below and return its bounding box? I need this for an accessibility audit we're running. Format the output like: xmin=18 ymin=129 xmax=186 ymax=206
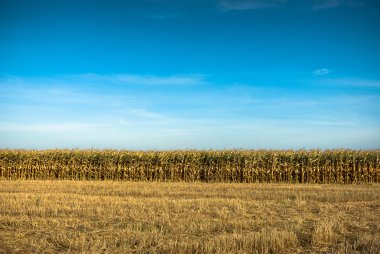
xmin=0 ymin=181 xmax=379 ymax=253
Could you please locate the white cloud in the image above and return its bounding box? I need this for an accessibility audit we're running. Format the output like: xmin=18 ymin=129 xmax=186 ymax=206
xmin=128 ymin=109 xmax=167 ymax=120
xmin=312 ymin=0 xmax=341 ymax=10
xmin=319 ymin=78 xmax=380 ymax=88
xmin=306 ymin=118 xmax=359 ymax=127
xmin=313 ymin=68 xmax=330 ymax=75
xmin=1 ymin=73 xmax=379 ymax=150
xmin=0 ymin=73 xmax=206 ymax=91
xmin=312 ymin=0 xmax=365 ymax=10
xmin=217 ymin=0 xmax=365 ymax=12
xmin=0 ymin=123 xmax=107 ymax=132
xmin=0 ymin=73 xmax=207 ymax=111
xmin=79 ymin=73 xmax=206 ymax=86
xmin=219 ymin=0 xmax=286 ymax=11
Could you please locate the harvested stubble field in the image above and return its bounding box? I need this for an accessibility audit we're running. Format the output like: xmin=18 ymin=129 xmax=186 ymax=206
xmin=0 ymin=181 xmax=379 ymax=253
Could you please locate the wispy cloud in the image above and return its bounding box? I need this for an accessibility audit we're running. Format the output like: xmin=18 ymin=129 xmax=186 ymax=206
xmin=0 ymin=73 xmax=206 ymax=88
xmin=0 ymin=123 xmax=105 ymax=132
xmin=313 ymin=68 xmax=330 ymax=75
xmin=79 ymin=73 xmax=206 ymax=86
xmin=318 ymin=78 xmax=380 ymax=88
xmin=312 ymin=0 xmax=365 ymax=11
xmin=217 ymin=0 xmax=365 ymax=12
xmin=312 ymin=0 xmax=341 ymax=10
xmin=0 ymin=81 xmax=123 ymax=107
xmin=0 ymin=73 xmax=206 ymax=109
xmin=1 ymin=73 xmax=379 ymax=149
xmin=306 ymin=117 xmax=359 ymax=127
xmin=127 ymin=109 xmax=167 ymax=120
xmin=219 ymin=0 xmax=286 ymax=11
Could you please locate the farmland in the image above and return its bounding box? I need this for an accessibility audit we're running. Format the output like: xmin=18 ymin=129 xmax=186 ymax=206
xmin=0 ymin=149 xmax=379 ymax=183
xmin=0 ymin=149 xmax=379 ymax=253
xmin=0 ymin=181 xmax=379 ymax=253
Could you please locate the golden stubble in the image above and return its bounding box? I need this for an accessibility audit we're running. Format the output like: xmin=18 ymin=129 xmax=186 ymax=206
xmin=0 ymin=181 xmax=379 ymax=253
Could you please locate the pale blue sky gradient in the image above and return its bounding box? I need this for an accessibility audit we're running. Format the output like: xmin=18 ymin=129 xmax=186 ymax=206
xmin=1 ymin=0 xmax=379 ymax=149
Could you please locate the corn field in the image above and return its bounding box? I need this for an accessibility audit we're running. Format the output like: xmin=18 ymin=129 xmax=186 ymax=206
xmin=0 ymin=149 xmax=379 ymax=183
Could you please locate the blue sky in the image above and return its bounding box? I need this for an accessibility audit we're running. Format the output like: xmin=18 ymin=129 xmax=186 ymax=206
xmin=1 ymin=0 xmax=379 ymax=149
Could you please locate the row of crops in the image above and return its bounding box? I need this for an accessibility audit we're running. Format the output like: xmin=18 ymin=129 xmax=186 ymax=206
xmin=0 ymin=149 xmax=379 ymax=183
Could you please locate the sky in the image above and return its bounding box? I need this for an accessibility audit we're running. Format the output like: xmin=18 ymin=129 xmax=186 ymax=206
xmin=0 ymin=0 xmax=379 ymax=150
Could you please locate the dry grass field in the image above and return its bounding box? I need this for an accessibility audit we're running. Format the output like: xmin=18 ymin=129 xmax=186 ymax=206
xmin=0 ymin=181 xmax=379 ymax=253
